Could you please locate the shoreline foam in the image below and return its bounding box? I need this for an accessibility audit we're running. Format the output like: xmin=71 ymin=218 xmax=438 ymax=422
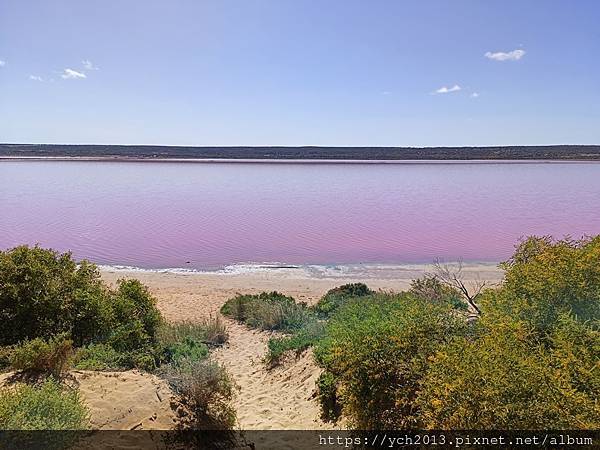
xmin=98 ymin=261 xmax=503 ymax=280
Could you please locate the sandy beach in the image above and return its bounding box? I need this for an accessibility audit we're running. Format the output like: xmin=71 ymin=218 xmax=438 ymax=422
xmin=98 ymin=263 xmax=504 ymax=430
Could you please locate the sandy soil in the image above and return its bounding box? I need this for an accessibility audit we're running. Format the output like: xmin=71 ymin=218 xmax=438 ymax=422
xmin=99 ymin=263 xmax=503 ymax=430
xmin=0 ymin=370 xmax=177 ymax=430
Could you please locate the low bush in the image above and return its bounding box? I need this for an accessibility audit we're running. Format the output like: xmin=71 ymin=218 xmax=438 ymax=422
xmin=0 ymin=378 xmax=89 ymax=430
xmin=108 ymin=279 xmax=163 ymax=353
xmin=0 ymin=246 xmax=112 ymax=346
xmin=164 ymin=338 xmax=209 ymax=368
xmin=492 ymin=236 xmax=600 ymax=332
xmin=0 ymin=246 xmax=165 ymax=372
xmin=313 ymin=283 xmax=374 ymax=318
xmin=10 ymin=334 xmax=74 ymax=377
xmin=409 ymin=276 xmax=468 ymax=311
xmin=0 ymin=347 xmax=11 ymax=371
xmin=163 ymin=359 xmax=237 ymax=430
xmin=158 ymin=317 xmax=228 ymax=348
xmin=199 ymin=316 xmax=229 ymax=346
xmin=417 ymin=314 xmax=600 ymax=429
xmin=265 ymin=321 xmax=325 ymax=366
xmin=221 ymin=292 xmax=311 ymax=331
xmin=314 ymin=292 xmax=466 ymax=429
xmin=74 ymin=343 xmax=136 ymax=371
xmin=316 ymin=370 xmax=341 ymax=422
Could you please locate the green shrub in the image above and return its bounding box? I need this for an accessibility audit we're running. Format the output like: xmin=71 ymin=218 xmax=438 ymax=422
xmin=158 ymin=317 xmax=228 ymax=348
xmin=108 ymin=279 xmax=163 ymax=352
xmin=313 ymin=283 xmax=373 ymax=318
xmin=163 ymin=359 xmax=237 ymax=429
xmin=417 ymin=315 xmax=600 ymax=429
xmin=265 ymin=321 xmax=325 ymax=366
xmin=409 ymin=276 xmax=468 ymax=311
xmin=74 ymin=344 xmax=130 ymax=371
xmin=0 ymin=379 xmax=89 ymax=430
xmin=0 ymin=246 xmax=164 ymax=372
xmin=316 ymin=370 xmax=341 ymax=422
xmin=0 ymin=347 xmax=11 ymax=370
xmin=199 ymin=316 xmax=229 ymax=346
xmin=74 ymin=343 xmax=160 ymax=372
xmin=495 ymin=236 xmax=600 ymax=331
xmin=164 ymin=338 xmax=209 ymax=367
xmin=415 ymin=236 xmax=600 ymax=430
xmin=314 ymin=292 xmax=466 ymax=429
xmin=10 ymin=334 xmax=73 ymax=377
xmin=0 ymin=246 xmax=112 ymax=346
xmin=221 ymin=292 xmax=311 ymax=331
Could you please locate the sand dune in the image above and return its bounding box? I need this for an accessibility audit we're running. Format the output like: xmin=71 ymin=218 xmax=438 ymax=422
xmin=0 ymin=370 xmax=177 ymax=431
xmin=212 ymin=320 xmax=333 ymax=430
xmin=1 ymin=264 xmax=504 ymax=432
xmin=99 ymin=264 xmax=502 ymax=430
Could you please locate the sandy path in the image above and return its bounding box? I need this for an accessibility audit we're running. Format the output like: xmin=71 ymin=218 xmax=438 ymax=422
xmin=212 ymin=320 xmax=331 ymax=430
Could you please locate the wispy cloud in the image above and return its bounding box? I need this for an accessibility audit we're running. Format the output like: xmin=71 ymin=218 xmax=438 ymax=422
xmin=484 ymin=49 xmax=526 ymax=61
xmin=434 ymin=85 xmax=461 ymax=94
xmin=82 ymin=60 xmax=98 ymax=70
xmin=0 ymin=60 xmax=6 ymax=67
xmin=29 ymin=75 xmax=44 ymax=81
xmin=470 ymin=92 xmax=480 ymax=98
xmin=61 ymin=68 xmax=86 ymax=79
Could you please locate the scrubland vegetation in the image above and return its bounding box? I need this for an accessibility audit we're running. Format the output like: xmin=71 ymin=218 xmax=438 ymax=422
xmin=2 ymin=235 xmax=600 ymax=431
xmin=223 ymin=236 xmax=600 ymax=430
xmin=0 ymin=245 xmax=236 ymax=430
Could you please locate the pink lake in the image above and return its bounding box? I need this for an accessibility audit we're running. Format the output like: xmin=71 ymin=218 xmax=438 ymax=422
xmin=1 ymin=160 xmax=599 ymax=269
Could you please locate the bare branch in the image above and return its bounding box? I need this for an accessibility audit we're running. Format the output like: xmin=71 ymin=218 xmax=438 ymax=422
xmin=430 ymin=258 xmax=483 ymax=315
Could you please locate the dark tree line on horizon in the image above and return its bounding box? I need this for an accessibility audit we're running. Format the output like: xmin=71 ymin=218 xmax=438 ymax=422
xmin=1 ymin=143 xmax=600 ymax=160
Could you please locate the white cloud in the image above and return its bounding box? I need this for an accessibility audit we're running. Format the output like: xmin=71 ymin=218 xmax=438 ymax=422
xmin=0 ymin=60 xmax=5 ymax=67
xmin=29 ymin=75 xmax=44 ymax=81
xmin=61 ymin=68 xmax=86 ymax=79
xmin=82 ymin=60 xmax=98 ymax=70
xmin=434 ymin=84 xmax=461 ymax=94
xmin=484 ymin=49 xmax=526 ymax=61
xmin=470 ymin=92 xmax=480 ymax=98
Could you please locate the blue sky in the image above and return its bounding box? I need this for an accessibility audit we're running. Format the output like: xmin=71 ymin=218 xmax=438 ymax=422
xmin=0 ymin=0 xmax=598 ymax=146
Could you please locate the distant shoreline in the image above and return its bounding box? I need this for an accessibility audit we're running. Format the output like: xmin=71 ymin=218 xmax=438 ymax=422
xmin=2 ymin=156 xmax=600 ymax=165
xmin=1 ymin=144 xmax=600 ymax=161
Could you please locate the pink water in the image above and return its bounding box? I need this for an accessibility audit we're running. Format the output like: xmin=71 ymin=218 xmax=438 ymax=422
xmin=1 ymin=160 xmax=599 ymax=269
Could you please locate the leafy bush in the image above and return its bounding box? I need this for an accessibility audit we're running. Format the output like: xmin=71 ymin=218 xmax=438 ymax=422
xmin=409 ymin=276 xmax=468 ymax=311
xmin=314 ymin=292 xmax=466 ymax=429
xmin=74 ymin=343 xmax=127 ymax=370
xmin=494 ymin=236 xmax=600 ymax=331
xmin=108 ymin=279 xmax=163 ymax=352
xmin=313 ymin=283 xmax=373 ymax=318
xmin=0 ymin=347 xmax=11 ymax=370
xmin=415 ymin=236 xmax=600 ymax=429
xmin=198 ymin=316 xmax=229 ymax=346
xmin=163 ymin=359 xmax=237 ymax=430
xmin=417 ymin=315 xmax=600 ymax=429
xmin=0 ymin=379 xmax=89 ymax=430
xmin=221 ymin=292 xmax=311 ymax=331
xmin=164 ymin=338 xmax=209 ymax=368
xmin=10 ymin=334 xmax=74 ymax=377
xmin=316 ymin=370 xmax=341 ymax=422
xmin=0 ymin=246 xmax=112 ymax=346
xmin=0 ymin=246 xmax=164 ymax=372
xmin=158 ymin=317 xmax=228 ymax=348
xmin=265 ymin=321 xmax=325 ymax=366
